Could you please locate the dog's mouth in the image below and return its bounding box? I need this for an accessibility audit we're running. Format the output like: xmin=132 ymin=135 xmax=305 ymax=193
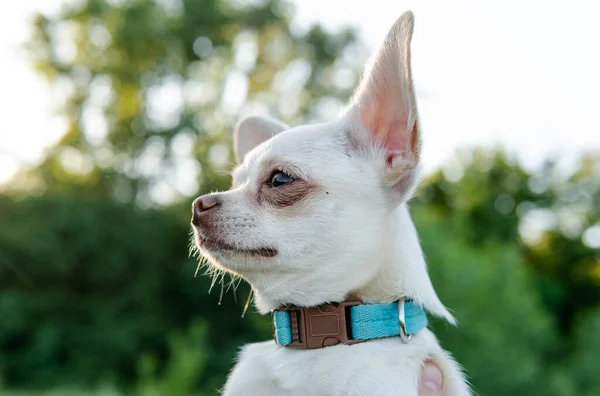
xmin=198 ymin=236 xmax=278 ymax=258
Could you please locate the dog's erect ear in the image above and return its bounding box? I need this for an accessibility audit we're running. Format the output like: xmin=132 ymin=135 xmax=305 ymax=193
xmin=234 ymin=115 xmax=288 ymax=163
xmin=346 ymin=11 xmax=420 ymax=200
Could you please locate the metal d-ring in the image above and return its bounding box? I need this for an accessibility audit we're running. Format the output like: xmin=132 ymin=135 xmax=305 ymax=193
xmin=398 ymin=298 xmax=411 ymax=343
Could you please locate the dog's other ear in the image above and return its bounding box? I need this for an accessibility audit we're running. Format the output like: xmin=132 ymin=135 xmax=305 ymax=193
xmin=346 ymin=11 xmax=420 ymax=201
xmin=234 ymin=115 xmax=288 ymax=163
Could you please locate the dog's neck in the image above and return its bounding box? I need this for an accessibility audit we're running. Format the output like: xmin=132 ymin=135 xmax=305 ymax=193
xmin=245 ymin=204 xmax=454 ymax=322
xmin=350 ymin=204 xmax=421 ymax=303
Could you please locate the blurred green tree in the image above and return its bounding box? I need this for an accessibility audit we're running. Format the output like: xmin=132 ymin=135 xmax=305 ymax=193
xmin=24 ymin=0 xmax=362 ymax=206
xmin=416 ymin=206 xmax=555 ymax=396
xmin=0 ymin=193 xmax=268 ymax=392
xmin=415 ymin=150 xmax=600 ymax=395
xmin=416 ymin=150 xmax=600 ymax=332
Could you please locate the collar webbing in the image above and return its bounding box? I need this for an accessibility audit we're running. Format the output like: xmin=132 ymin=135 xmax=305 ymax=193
xmin=273 ymin=299 xmax=427 ymax=349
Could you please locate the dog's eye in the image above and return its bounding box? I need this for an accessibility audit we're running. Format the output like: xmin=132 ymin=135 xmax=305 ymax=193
xmin=268 ymin=171 xmax=293 ymax=188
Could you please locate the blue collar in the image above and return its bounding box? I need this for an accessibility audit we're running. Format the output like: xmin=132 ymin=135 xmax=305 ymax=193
xmin=272 ymin=299 xmax=427 ymax=349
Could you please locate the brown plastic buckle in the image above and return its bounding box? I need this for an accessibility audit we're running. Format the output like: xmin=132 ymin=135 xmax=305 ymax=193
xmin=275 ymin=301 xmax=365 ymax=349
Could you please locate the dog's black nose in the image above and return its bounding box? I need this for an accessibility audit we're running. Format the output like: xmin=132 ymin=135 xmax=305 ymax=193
xmin=192 ymin=195 xmax=221 ymax=226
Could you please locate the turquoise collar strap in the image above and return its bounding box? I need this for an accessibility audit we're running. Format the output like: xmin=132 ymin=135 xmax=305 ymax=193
xmin=272 ymin=299 xmax=427 ymax=349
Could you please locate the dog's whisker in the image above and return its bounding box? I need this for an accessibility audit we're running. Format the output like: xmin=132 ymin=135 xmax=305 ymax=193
xmin=225 ymin=273 xmax=236 ymax=302
xmin=232 ymin=276 xmax=241 ymax=303
xmin=195 ymin=255 xmax=208 ymax=277
xmin=218 ymin=271 xmax=226 ymax=305
xmin=187 ymin=241 xmax=196 ymax=259
xmin=241 ymin=288 xmax=254 ymax=318
xmin=225 ymin=273 xmax=236 ymax=293
xmin=202 ymin=266 xmax=214 ymax=277
xmin=234 ymin=276 xmax=244 ymax=291
xmin=208 ymin=268 xmax=220 ymax=294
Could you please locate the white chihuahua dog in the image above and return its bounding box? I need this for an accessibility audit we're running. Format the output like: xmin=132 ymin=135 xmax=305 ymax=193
xmin=192 ymin=11 xmax=471 ymax=396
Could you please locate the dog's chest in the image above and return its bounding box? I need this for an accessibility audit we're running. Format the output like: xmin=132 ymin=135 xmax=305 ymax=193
xmin=221 ymin=330 xmax=436 ymax=396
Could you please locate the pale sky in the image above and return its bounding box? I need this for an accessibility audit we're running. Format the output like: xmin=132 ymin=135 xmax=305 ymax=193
xmin=0 ymin=0 xmax=599 ymax=185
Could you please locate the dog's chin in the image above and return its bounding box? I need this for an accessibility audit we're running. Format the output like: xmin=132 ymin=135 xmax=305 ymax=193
xmin=196 ymin=235 xmax=278 ymax=259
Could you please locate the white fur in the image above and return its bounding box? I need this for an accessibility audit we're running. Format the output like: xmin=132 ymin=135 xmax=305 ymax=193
xmin=192 ymin=10 xmax=471 ymax=396
xmin=222 ymin=331 xmax=468 ymax=396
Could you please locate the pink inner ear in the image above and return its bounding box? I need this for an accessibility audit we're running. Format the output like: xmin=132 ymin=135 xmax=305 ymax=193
xmin=361 ymin=90 xmax=410 ymax=157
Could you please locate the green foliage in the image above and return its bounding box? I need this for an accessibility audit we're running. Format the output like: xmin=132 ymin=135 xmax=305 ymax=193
xmin=0 ymin=194 xmax=265 ymax=393
xmin=135 ymin=320 xmax=209 ymax=395
xmin=413 ymin=149 xmax=600 ymax=395
xmin=417 ymin=207 xmax=554 ymax=395
xmin=568 ymin=309 xmax=600 ymax=396
xmin=417 ymin=149 xmax=600 ymax=331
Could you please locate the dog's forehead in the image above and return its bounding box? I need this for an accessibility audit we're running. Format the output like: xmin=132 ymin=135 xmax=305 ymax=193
xmin=270 ymin=124 xmax=338 ymax=157
xmin=241 ymin=122 xmax=344 ymax=177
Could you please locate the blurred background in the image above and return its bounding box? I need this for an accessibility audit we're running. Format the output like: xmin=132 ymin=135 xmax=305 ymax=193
xmin=0 ymin=0 xmax=599 ymax=395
